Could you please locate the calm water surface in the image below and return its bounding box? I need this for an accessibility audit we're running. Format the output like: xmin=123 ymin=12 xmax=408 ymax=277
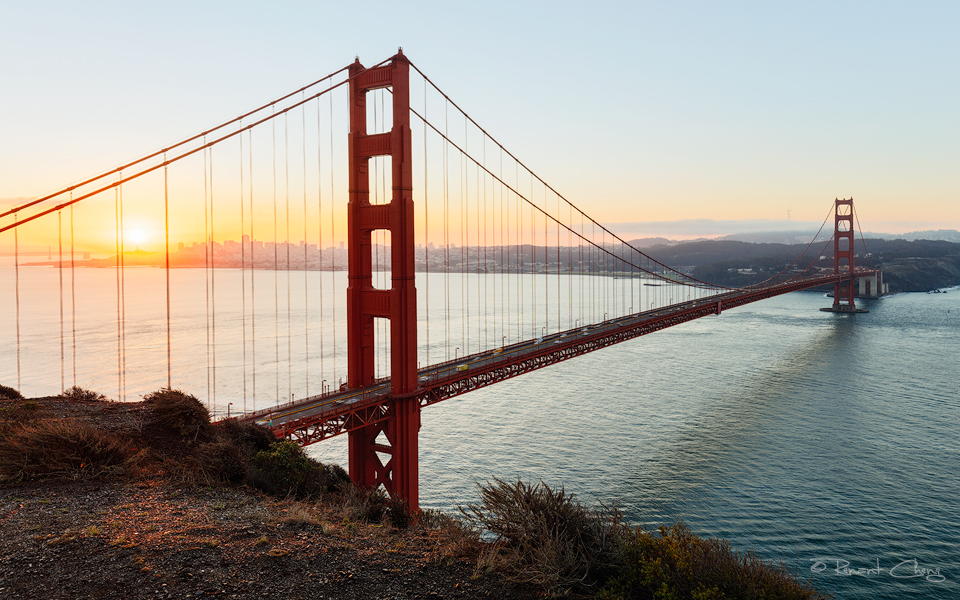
xmin=314 ymin=288 xmax=960 ymax=599
xmin=2 ymin=260 xmax=956 ymax=599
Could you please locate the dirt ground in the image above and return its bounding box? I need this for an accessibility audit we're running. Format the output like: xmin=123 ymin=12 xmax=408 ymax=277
xmin=0 ymin=397 xmax=541 ymax=600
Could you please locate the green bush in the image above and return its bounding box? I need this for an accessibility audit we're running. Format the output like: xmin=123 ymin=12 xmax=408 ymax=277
xmin=0 ymin=384 xmax=24 ymax=400
xmin=247 ymin=440 xmax=351 ymax=500
xmin=0 ymin=420 xmax=140 ymax=482
xmin=62 ymin=386 xmax=108 ymax=402
xmin=144 ymin=388 xmax=211 ymax=442
xmin=597 ymin=522 xmax=831 ymax=600
xmin=460 ymin=478 xmax=625 ymax=596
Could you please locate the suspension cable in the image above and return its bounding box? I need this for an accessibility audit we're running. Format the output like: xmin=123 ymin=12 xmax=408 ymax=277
xmin=1 ymin=59 xmax=398 ymax=236
xmin=407 ymin=60 xmax=724 ymax=291
xmin=1 ymin=65 xmax=352 ymax=221
xmin=407 ymin=100 xmax=721 ymax=290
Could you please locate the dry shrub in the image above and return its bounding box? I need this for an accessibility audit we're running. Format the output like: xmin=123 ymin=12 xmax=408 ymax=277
xmin=416 ymin=508 xmax=483 ymax=558
xmin=461 ymin=478 xmax=625 ymax=596
xmin=0 ymin=384 xmax=24 ymax=400
xmin=62 ymin=386 xmax=108 ymax=402
xmin=597 ymin=522 xmax=830 ymax=600
xmin=191 ymin=441 xmax=246 ymax=484
xmin=0 ymin=401 xmax=46 ymax=433
xmin=144 ymin=388 xmax=211 ymax=442
xmin=212 ymin=418 xmax=277 ymax=455
xmin=0 ymin=420 xmax=141 ymax=482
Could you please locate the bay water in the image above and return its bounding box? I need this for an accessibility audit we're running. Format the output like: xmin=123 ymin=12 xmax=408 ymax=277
xmin=1 ymin=259 xmax=956 ymax=598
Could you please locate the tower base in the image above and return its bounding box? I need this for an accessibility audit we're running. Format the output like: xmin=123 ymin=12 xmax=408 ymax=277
xmin=820 ymin=305 xmax=869 ymax=313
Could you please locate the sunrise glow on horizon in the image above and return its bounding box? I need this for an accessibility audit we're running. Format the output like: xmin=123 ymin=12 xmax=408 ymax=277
xmin=2 ymin=2 xmax=958 ymax=253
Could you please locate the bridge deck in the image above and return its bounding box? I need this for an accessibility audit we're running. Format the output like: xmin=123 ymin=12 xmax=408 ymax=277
xmin=237 ymin=272 xmax=870 ymax=445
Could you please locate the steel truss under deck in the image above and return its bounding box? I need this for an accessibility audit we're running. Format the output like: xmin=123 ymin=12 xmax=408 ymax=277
xmin=267 ymin=270 xmax=871 ymax=449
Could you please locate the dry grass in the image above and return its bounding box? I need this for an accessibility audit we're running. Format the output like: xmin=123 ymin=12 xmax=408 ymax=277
xmin=0 ymin=420 xmax=142 ymax=483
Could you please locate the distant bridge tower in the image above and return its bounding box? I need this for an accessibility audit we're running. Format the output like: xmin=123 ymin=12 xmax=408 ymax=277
xmin=829 ymin=197 xmax=864 ymax=313
xmin=346 ymin=51 xmax=420 ymax=510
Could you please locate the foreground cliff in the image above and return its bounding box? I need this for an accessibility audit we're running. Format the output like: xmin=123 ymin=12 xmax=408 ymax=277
xmin=0 ymin=389 xmax=830 ymax=599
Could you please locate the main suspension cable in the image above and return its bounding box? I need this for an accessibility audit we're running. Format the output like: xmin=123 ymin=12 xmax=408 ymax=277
xmin=0 ymin=65 xmax=352 ymax=221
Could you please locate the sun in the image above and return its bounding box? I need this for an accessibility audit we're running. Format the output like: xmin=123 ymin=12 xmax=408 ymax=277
xmin=130 ymin=229 xmax=146 ymax=245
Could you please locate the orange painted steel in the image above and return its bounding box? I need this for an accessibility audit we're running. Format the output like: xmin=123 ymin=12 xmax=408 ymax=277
xmin=345 ymin=51 xmax=420 ymax=510
xmin=257 ymin=270 xmax=875 ymax=449
xmin=832 ymin=198 xmax=856 ymax=310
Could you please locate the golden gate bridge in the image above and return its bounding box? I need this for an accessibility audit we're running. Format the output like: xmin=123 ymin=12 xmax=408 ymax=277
xmin=0 ymin=51 xmax=878 ymax=510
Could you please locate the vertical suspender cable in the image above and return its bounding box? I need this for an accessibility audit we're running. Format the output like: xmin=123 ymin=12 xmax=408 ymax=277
xmin=59 ymin=210 xmax=64 ymax=392
xmin=119 ymin=181 xmax=126 ymax=401
xmin=328 ymin=92 xmax=337 ymax=385
xmin=516 ymin=161 xmax=520 ymax=342
xmin=330 ymin=88 xmax=336 ymax=387
xmin=478 ymin=156 xmax=482 ymax=350
xmin=482 ymin=138 xmax=487 ymax=350
xmin=530 ymin=174 xmax=535 ymax=337
xmin=239 ymin=131 xmax=248 ymax=411
xmin=579 ymin=210 xmax=583 ymax=326
xmin=443 ymin=100 xmax=449 ymax=362
xmin=203 ymin=147 xmax=211 ymax=406
xmin=499 ymin=148 xmax=504 ymax=344
xmin=114 ymin=191 xmax=121 ymax=400
xmin=250 ymin=129 xmax=257 ymax=406
xmin=273 ymin=112 xmax=280 ymax=405
xmin=70 ymin=204 xmax=76 ymax=387
xmin=543 ymin=182 xmax=547 ymax=334
xmin=317 ymin=98 xmax=324 ymax=388
xmin=164 ymin=157 xmax=172 ymax=389
xmin=302 ymin=100 xmax=309 ymax=397
xmin=14 ymin=212 xmax=21 ymax=391
xmin=461 ymin=120 xmax=466 ymax=354
xmin=210 ymin=148 xmax=217 ymax=405
xmin=423 ymin=77 xmax=429 ymax=366
xmin=285 ymin=113 xmax=292 ymax=403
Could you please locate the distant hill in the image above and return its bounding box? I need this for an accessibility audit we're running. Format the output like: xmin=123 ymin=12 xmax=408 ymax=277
xmin=643 ymin=237 xmax=960 ymax=293
xmin=874 ymin=229 xmax=960 ymax=243
xmin=719 ymin=229 xmax=960 ymax=244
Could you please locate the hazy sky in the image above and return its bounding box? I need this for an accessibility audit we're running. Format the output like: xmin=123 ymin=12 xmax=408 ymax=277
xmin=2 ymin=1 xmax=958 ymax=239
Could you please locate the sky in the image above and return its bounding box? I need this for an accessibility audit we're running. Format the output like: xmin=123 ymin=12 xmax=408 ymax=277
xmin=1 ymin=0 xmax=958 ymax=249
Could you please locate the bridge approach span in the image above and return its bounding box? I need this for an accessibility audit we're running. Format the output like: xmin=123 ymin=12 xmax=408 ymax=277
xmin=237 ymin=270 xmax=872 ymax=445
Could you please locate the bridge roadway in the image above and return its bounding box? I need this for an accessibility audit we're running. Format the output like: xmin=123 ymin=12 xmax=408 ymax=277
xmin=237 ymin=271 xmax=871 ymax=445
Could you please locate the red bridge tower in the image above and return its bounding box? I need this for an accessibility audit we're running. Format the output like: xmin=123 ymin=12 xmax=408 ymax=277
xmin=346 ymin=52 xmax=420 ymax=510
xmin=825 ymin=197 xmax=868 ymax=313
